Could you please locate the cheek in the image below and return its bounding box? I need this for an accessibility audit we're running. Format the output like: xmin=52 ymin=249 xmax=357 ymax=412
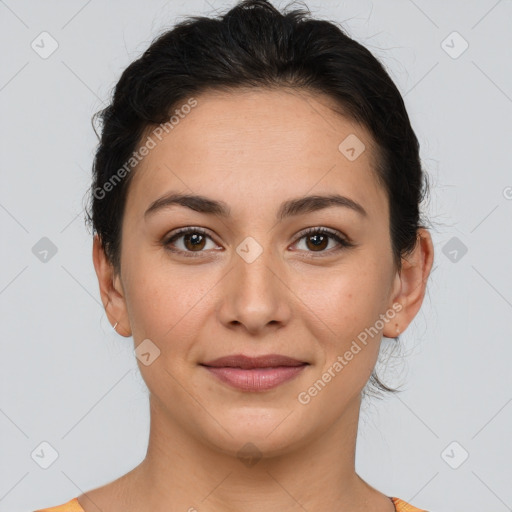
xmin=294 ymin=261 xmax=391 ymax=337
xmin=122 ymin=263 xmax=213 ymax=402
xmin=290 ymin=259 xmax=393 ymax=394
xmin=122 ymin=254 xmax=217 ymax=349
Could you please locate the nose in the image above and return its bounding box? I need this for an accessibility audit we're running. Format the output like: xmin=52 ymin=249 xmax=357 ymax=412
xmin=217 ymin=242 xmax=292 ymax=336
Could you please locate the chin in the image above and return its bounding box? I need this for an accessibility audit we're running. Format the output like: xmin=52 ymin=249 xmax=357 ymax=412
xmin=197 ymin=407 xmax=310 ymax=460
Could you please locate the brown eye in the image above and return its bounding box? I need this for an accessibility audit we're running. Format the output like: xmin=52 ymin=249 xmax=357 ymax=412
xmin=182 ymin=232 xmax=206 ymax=251
xmin=293 ymin=227 xmax=354 ymax=256
xmin=163 ymin=227 xmax=218 ymax=257
xmin=304 ymin=232 xmax=329 ymax=251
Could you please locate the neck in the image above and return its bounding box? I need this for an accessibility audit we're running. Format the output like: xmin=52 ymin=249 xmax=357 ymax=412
xmin=109 ymin=392 xmax=390 ymax=512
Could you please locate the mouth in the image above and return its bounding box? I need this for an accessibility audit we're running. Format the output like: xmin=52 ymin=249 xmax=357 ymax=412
xmin=200 ymin=354 xmax=309 ymax=392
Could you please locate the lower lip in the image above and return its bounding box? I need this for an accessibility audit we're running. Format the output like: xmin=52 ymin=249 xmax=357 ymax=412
xmin=202 ymin=365 xmax=307 ymax=391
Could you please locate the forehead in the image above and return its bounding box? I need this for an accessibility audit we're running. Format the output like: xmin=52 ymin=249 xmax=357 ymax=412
xmin=125 ymin=87 xmax=387 ymax=222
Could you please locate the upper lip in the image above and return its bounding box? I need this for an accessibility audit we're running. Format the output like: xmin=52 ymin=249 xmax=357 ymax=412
xmin=201 ymin=354 xmax=308 ymax=369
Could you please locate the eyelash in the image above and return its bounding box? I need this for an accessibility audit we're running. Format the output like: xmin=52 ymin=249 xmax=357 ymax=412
xmin=163 ymin=226 xmax=355 ymax=259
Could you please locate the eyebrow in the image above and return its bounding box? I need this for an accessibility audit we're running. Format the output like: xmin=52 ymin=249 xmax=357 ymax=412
xmin=144 ymin=192 xmax=368 ymax=220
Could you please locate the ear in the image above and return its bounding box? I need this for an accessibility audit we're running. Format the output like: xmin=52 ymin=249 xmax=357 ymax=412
xmin=383 ymin=228 xmax=435 ymax=338
xmin=92 ymin=234 xmax=132 ymax=337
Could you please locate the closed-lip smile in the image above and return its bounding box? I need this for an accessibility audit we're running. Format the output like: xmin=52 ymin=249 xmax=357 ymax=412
xmin=200 ymin=354 xmax=309 ymax=392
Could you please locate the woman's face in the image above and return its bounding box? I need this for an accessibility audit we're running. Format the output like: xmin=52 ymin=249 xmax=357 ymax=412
xmin=110 ymin=88 xmax=404 ymax=456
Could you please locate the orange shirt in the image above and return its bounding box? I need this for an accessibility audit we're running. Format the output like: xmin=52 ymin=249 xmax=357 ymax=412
xmin=34 ymin=495 xmax=428 ymax=511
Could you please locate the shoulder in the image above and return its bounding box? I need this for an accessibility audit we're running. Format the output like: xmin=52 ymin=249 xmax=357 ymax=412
xmin=33 ymin=497 xmax=84 ymax=512
xmin=391 ymin=496 xmax=429 ymax=512
xmin=34 ymin=495 xmax=428 ymax=512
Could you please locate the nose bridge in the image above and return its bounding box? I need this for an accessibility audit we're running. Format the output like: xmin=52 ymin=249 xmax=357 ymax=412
xmin=219 ymin=234 xmax=290 ymax=333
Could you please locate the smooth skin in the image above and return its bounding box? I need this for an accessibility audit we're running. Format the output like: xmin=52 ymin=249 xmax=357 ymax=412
xmin=86 ymin=88 xmax=434 ymax=512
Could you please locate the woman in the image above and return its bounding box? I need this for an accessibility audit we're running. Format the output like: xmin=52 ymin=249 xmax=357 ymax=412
xmin=35 ymin=0 xmax=435 ymax=510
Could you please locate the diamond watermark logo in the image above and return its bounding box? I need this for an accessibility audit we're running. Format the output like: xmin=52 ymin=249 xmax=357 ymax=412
xmin=236 ymin=236 xmax=263 ymax=264
xmin=31 ymin=31 xmax=59 ymax=59
xmin=338 ymin=134 xmax=365 ymax=161
xmin=237 ymin=442 xmax=262 ymax=468
xmin=441 ymin=441 xmax=469 ymax=469
xmin=32 ymin=237 xmax=58 ymax=263
xmin=441 ymin=31 xmax=469 ymax=59
xmin=135 ymin=338 xmax=161 ymax=366
xmin=31 ymin=441 xmax=59 ymax=469
xmin=442 ymin=236 xmax=468 ymax=263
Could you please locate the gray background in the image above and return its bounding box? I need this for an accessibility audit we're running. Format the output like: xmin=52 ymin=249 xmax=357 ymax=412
xmin=1 ymin=1 xmax=511 ymax=511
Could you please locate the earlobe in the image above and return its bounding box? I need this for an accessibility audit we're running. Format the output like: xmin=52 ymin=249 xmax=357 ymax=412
xmin=383 ymin=229 xmax=434 ymax=338
xmin=92 ymin=234 xmax=132 ymax=337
